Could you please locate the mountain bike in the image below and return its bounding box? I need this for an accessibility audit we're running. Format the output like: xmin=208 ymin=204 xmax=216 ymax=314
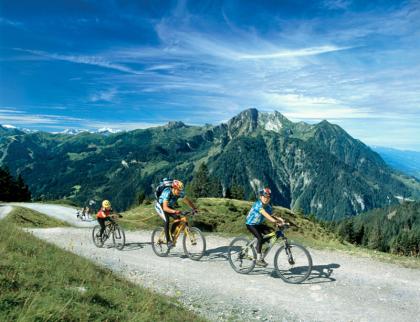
xmin=151 ymin=210 xmax=206 ymax=260
xmin=227 ymin=223 xmax=312 ymax=283
xmin=92 ymin=214 xmax=126 ymax=250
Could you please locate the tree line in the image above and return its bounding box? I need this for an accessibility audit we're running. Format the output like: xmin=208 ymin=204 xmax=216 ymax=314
xmin=0 ymin=166 xmax=31 ymax=202
xmin=325 ymin=201 xmax=420 ymax=257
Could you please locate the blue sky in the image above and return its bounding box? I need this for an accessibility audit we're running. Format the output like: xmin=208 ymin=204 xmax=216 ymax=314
xmin=0 ymin=0 xmax=419 ymax=150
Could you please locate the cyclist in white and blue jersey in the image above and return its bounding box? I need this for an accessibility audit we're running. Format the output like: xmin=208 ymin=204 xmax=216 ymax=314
xmin=155 ymin=179 xmax=197 ymax=248
xmin=246 ymin=187 xmax=285 ymax=267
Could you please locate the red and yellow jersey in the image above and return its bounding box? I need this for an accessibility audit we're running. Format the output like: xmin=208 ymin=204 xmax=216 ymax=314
xmin=97 ymin=207 xmax=112 ymax=219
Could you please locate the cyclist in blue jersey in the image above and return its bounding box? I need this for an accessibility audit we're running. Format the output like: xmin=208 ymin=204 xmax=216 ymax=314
xmin=155 ymin=179 xmax=198 ymax=249
xmin=246 ymin=187 xmax=286 ymax=267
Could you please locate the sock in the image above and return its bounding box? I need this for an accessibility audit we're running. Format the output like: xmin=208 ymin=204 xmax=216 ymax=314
xmin=257 ymin=253 xmax=261 ymax=260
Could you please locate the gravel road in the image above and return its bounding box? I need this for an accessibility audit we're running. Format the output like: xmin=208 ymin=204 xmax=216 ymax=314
xmin=9 ymin=202 xmax=96 ymax=228
xmin=6 ymin=203 xmax=420 ymax=321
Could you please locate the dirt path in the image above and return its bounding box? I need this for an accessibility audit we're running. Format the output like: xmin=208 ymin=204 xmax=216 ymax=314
xmin=9 ymin=202 xmax=96 ymax=227
xmin=27 ymin=226 xmax=420 ymax=322
xmin=0 ymin=204 xmax=13 ymax=220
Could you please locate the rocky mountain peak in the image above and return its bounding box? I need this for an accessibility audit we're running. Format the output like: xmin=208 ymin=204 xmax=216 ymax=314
xmin=166 ymin=121 xmax=187 ymax=129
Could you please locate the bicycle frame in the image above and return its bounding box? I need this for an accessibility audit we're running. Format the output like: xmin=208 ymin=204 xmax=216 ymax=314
xmin=248 ymin=227 xmax=288 ymax=260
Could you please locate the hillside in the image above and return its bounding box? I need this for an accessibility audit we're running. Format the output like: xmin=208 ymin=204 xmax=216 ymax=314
xmin=1 ymin=109 xmax=419 ymax=220
xmin=334 ymin=201 xmax=420 ymax=256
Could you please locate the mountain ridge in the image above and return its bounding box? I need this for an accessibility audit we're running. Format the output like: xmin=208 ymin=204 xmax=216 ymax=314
xmin=1 ymin=109 xmax=419 ymax=220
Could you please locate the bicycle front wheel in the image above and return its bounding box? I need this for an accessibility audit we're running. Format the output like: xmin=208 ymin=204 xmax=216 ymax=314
xmin=151 ymin=227 xmax=170 ymax=257
xmin=112 ymin=225 xmax=126 ymax=250
xmin=227 ymin=237 xmax=256 ymax=274
xmin=92 ymin=225 xmax=104 ymax=248
xmin=274 ymin=242 xmax=312 ymax=284
xmin=183 ymin=227 xmax=206 ymax=261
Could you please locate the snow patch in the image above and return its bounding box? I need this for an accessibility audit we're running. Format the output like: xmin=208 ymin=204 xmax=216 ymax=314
xmin=353 ymin=193 xmax=365 ymax=211
xmin=249 ymin=178 xmax=262 ymax=192
xmin=121 ymin=160 xmax=129 ymax=169
xmin=2 ymin=124 xmax=16 ymax=129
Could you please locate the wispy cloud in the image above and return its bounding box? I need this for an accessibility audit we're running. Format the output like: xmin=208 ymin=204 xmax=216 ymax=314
xmin=15 ymin=49 xmax=144 ymax=75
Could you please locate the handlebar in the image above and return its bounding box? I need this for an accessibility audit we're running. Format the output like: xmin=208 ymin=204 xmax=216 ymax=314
xmin=179 ymin=209 xmax=198 ymax=216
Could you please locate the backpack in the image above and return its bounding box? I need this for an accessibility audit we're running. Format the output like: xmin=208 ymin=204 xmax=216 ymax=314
xmin=155 ymin=177 xmax=173 ymax=200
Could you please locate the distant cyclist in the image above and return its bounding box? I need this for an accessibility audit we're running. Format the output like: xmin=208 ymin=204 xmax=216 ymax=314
xmin=246 ymin=187 xmax=285 ymax=267
xmin=96 ymin=200 xmax=114 ymax=238
xmin=155 ymin=179 xmax=198 ymax=249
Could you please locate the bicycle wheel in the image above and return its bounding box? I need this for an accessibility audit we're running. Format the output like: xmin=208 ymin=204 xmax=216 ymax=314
xmin=112 ymin=225 xmax=126 ymax=250
xmin=274 ymin=242 xmax=313 ymax=284
xmin=227 ymin=237 xmax=256 ymax=274
xmin=151 ymin=227 xmax=170 ymax=257
xmin=92 ymin=225 xmax=104 ymax=248
xmin=183 ymin=227 xmax=206 ymax=261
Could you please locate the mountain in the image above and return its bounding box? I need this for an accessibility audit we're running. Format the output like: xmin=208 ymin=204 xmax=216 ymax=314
xmin=0 ymin=109 xmax=419 ymax=220
xmin=372 ymin=146 xmax=420 ymax=180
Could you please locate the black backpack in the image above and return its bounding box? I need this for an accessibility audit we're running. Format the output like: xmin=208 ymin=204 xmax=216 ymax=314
xmin=155 ymin=177 xmax=173 ymax=200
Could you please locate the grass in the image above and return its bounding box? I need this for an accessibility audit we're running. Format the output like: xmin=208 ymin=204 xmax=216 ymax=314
xmin=0 ymin=218 xmax=205 ymax=322
xmin=3 ymin=207 xmax=71 ymax=228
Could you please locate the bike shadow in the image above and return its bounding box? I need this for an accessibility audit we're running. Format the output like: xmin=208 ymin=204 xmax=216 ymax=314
xmin=201 ymin=246 xmax=230 ymax=262
xmin=246 ymin=263 xmax=340 ymax=284
xmin=121 ymin=242 xmax=151 ymax=251
xmin=102 ymin=242 xmax=151 ymax=251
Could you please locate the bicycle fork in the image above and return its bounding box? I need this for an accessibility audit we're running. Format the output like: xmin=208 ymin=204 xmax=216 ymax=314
xmin=285 ymin=243 xmax=295 ymax=265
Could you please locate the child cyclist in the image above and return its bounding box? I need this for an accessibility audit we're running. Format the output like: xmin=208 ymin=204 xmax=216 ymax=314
xmin=246 ymin=187 xmax=286 ymax=267
xmin=96 ymin=199 xmax=114 ymax=238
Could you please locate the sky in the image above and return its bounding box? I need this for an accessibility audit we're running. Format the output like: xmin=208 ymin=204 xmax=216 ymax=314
xmin=0 ymin=0 xmax=419 ymax=150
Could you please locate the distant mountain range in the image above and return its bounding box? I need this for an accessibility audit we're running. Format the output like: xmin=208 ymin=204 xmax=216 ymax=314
xmin=1 ymin=109 xmax=419 ymax=220
xmin=372 ymin=147 xmax=420 ymax=180
xmin=1 ymin=124 xmax=123 ymax=135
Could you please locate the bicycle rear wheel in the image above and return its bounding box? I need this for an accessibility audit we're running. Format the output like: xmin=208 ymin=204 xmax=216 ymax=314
xmin=92 ymin=225 xmax=104 ymax=248
xmin=112 ymin=225 xmax=126 ymax=250
xmin=183 ymin=227 xmax=206 ymax=261
xmin=274 ymin=242 xmax=312 ymax=284
xmin=151 ymin=227 xmax=170 ymax=257
xmin=227 ymin=237 xmax=256 ymax=274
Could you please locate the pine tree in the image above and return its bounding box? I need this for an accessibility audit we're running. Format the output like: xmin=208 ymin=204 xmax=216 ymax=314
xmin=189 ymin=163 xmax=211 ymax=198
xmin=230 ymin=184 xmax=245 ymax=200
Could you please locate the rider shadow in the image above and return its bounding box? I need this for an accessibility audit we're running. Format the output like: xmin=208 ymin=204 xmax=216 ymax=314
xmin=201 ymin=246 xmax=230 ymax=262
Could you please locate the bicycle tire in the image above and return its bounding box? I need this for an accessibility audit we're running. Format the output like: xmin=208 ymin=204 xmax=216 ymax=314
xmin=273 ymin=242 xmax=312 ymax=284
xmin=227 ymin=237 xmax=256 ymax=274
xmin=112 ymin=225 xmax=126 ymax=250
xmin=92 ymin=225 xmax=104 ymax=248
xmin=182 ymin=227 xmax=206 ymax=261
xmin=151 ymin=227 xmax=170 ymax=257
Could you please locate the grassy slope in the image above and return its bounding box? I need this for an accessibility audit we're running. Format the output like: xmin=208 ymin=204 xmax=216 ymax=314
xmin=122 ymin=198 xmax=420 ymax=268
xmin=0 ymin=208 xmax=204 ymax=322
xmin=3 ymin=206 xmax=71 ymax=228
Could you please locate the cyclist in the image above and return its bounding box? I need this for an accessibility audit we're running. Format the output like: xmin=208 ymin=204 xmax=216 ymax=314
xmin=155 ymin=179 xmax=197 ymax=249
xmin=96 ymin=199 xmax=114 ymax=238
xmin=246 ymin=187 xmax=285 ymax=267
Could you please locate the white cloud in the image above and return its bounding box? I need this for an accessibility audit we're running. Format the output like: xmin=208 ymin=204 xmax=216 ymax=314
xmin=89 ymin=88 xmax=118 ymax=102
